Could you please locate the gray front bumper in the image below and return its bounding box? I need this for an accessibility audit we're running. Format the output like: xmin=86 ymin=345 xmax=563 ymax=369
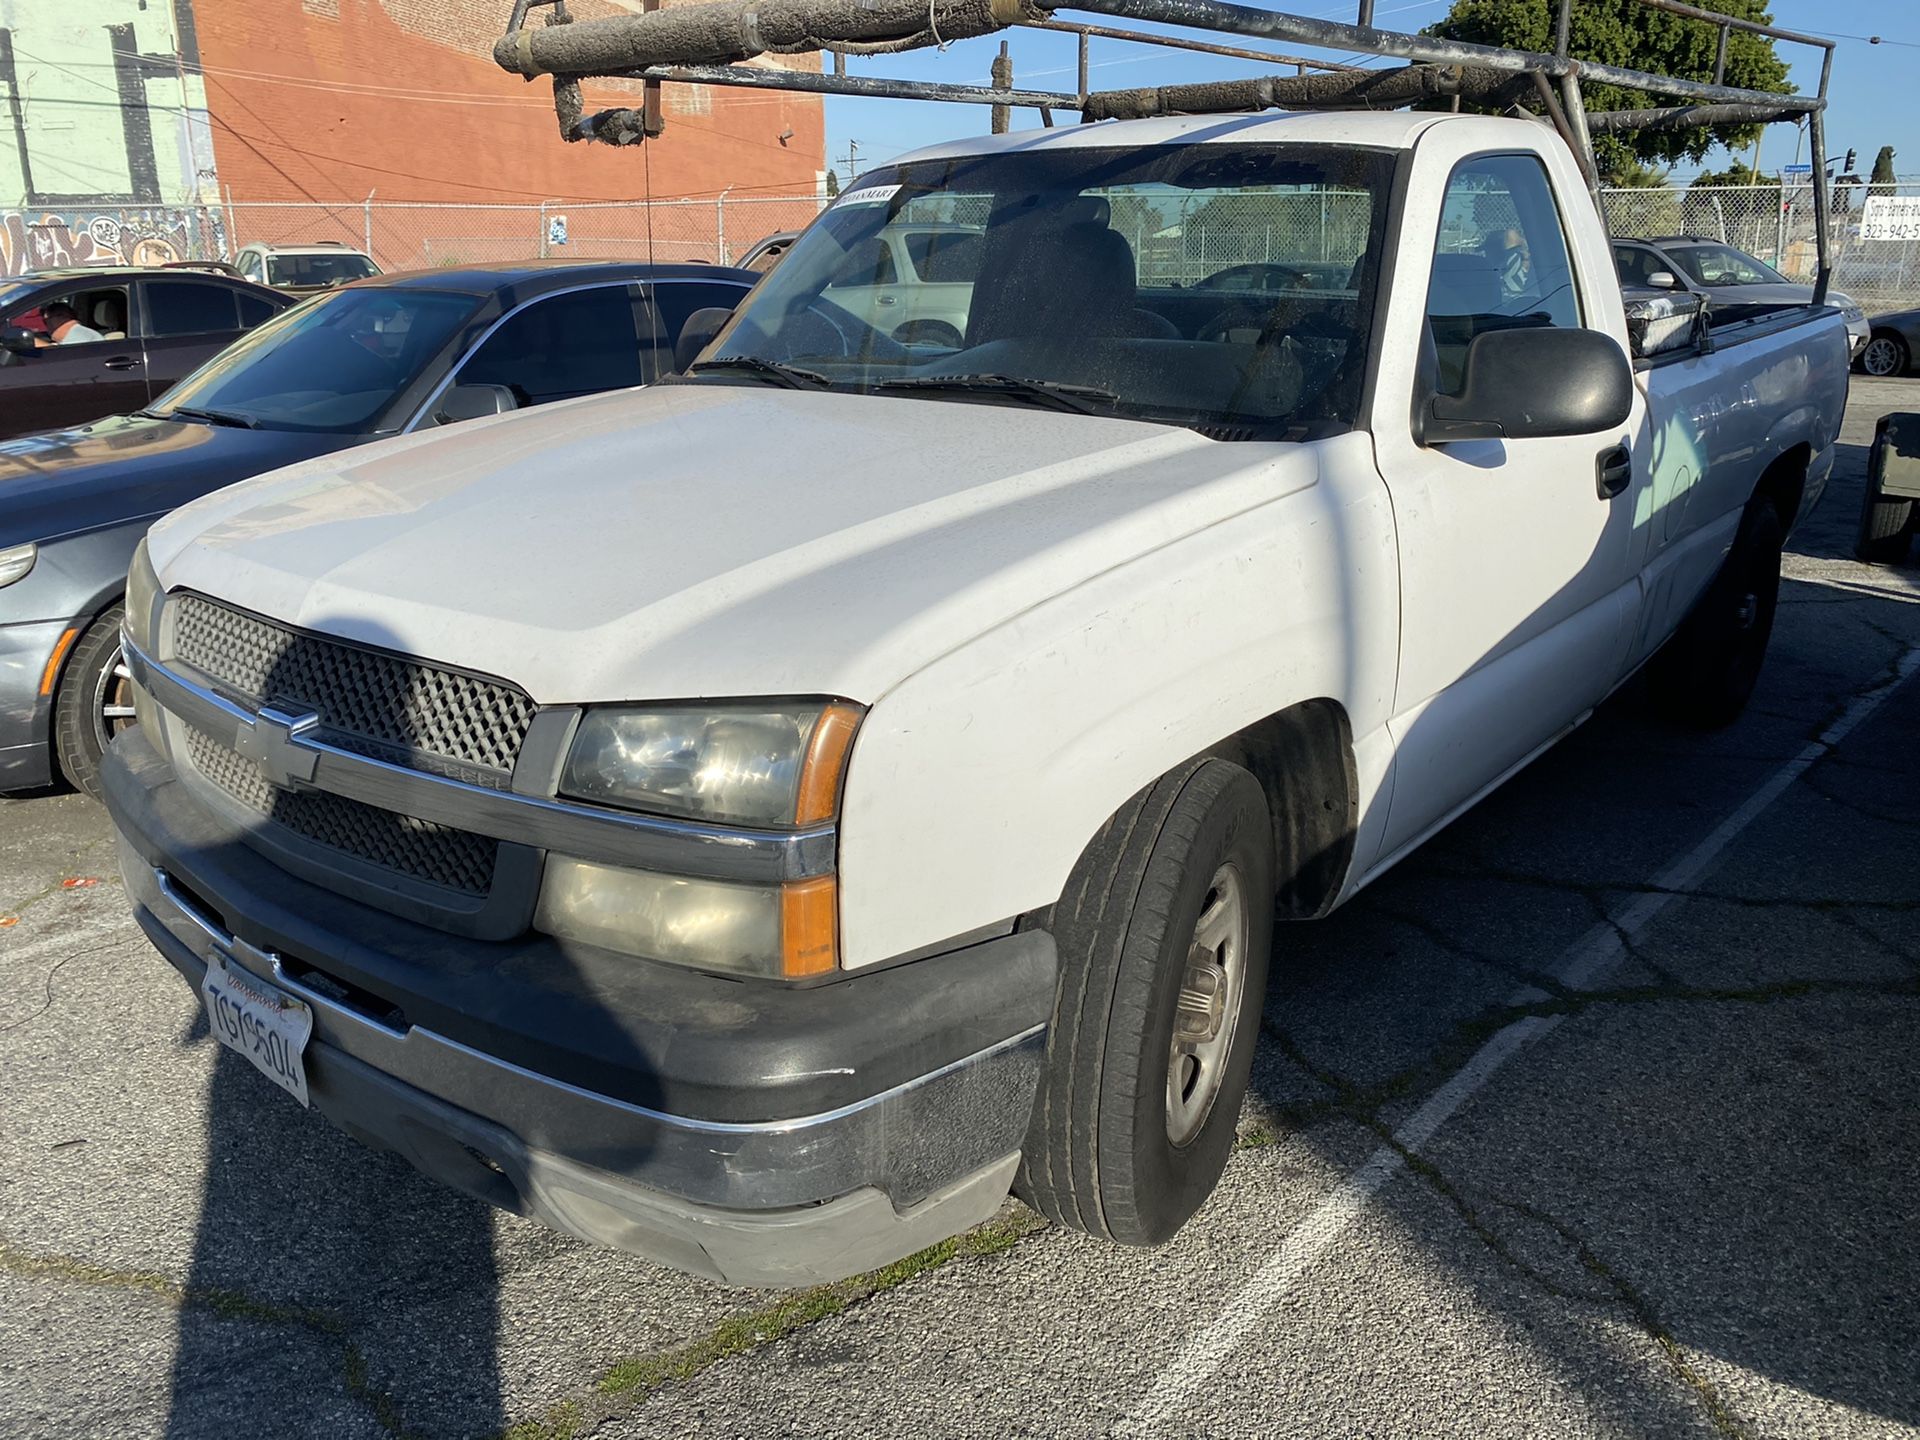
xmin=0 ymin=618 xmax=68 ymax=790
xmin=126 ymin=848 xmax=1041 ymax=1287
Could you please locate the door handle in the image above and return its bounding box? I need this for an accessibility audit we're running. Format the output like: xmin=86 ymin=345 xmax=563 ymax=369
xmin=875 ymin=294 xmax=897 ymax=306
xmin=1596 ymin=444 xmax=1632 ymax=500
xmin=101 ymin=355 xmax=140 ymax=371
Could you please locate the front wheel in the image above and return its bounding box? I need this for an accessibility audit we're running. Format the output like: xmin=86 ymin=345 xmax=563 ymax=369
xmin=1858 ymin=333 xmax=1908 ymax=378
xmin=1649 ymin=504 xmax=1784 ymax=729
xmin=1017 ymin=758 xmax=1275 ymax=1245
xmin=54 ymin=603 xmax=135 ymax=801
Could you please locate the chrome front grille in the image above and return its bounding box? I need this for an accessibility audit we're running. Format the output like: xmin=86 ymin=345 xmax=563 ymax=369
xmin=171 ymin=592 xmax=537 ymax=782
xmin=183 ymin=724 xmax=500 ymax=898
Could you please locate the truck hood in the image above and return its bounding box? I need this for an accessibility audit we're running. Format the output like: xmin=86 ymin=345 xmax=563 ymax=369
xmin=150 ymin=384 xmax=1319 ymax=704
xmin=0 ymin=414 xmax=354 ymax=549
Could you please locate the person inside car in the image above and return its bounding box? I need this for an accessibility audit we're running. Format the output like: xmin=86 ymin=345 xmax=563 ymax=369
xmin=34 ymin=303 xmax=103 ymax=347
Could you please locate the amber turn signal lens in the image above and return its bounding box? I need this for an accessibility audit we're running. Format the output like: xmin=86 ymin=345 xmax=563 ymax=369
xmin=794 ymin=702 xmax=863 ymax=826
xmin=780 ymin=875 xmax=838 ymax=977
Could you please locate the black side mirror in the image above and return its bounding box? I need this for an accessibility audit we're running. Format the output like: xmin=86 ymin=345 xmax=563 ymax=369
xmin=673 ymin=307 xmax=736 ymax=374
xmin=1421 ymin=327 xmax=1633 ymax=444
xmin=433 ymin=383 xmax=518 ymax=426
xmin=0 ymin=325 xmax=38 ymax=356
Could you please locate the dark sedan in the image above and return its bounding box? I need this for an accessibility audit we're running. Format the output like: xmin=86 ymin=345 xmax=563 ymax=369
xmin=0 ymin=259 xmax=756 ymax=799
xmin=1857 ymin=308 xmax=1920 ymax=378
xmin=0 ymin=267 xmax=293 ymax=437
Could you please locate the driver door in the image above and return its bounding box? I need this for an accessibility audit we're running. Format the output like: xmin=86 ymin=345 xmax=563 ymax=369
xmin=0 ymin=283 xmax=147 ymax=435
xmin=1365 ymin=141 xmax=1646 ymax=866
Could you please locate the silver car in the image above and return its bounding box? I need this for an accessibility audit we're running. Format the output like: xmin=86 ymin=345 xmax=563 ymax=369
xmin=1613 ymin=236 xmax=1869 ymax=357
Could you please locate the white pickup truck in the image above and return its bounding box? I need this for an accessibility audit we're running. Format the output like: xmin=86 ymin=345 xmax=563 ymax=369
xmin=104 ymin=111 xmax=1849 ymax=1287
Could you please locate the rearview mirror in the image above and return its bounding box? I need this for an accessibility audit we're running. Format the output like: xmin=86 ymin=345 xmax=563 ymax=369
xmin=1422 ymin=328 xmax=1633 ymax=444
xmin=433 ymin=383 xmax=518 ymax=426
xmin=0 ymin=325 xmax=38 ymax=356
xmin=1646 ymin=270 xmax=1679 ymax=290
xmin=673 ymin=307 xmax=736 ymax=374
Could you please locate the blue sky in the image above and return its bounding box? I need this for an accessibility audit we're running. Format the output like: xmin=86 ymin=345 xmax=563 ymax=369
xmin=823 ymin=0 xmax=1920 ymax=184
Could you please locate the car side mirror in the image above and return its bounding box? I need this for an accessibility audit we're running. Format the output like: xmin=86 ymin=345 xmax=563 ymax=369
xmin=0 ymin=325 xmax=38 ymax=356
xmin=433 ymin=383 xmax=518 ymax=426
xmin=1646 ymin=270 xmax=1679 ymax=290
xmin=1421 ymin=327 xmax=1633 ymax=444
xmin=673 ymin=307 xmax=736 ymax=374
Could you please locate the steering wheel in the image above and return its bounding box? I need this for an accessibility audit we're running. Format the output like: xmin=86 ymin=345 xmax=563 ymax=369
xmin=1198 ymin=303 xmax=1354 ymax=349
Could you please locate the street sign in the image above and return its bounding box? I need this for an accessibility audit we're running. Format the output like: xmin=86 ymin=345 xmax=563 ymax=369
xmin=1779 ymin=162 xmax=1813 ymax=175
xmin=1862 ymin=195 xmax=1920 ymax=242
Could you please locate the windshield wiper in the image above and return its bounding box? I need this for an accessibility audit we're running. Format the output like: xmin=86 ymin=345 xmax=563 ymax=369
xmin=686 ymin=356 xmax=831 ymax=390
xmin=159 ymin=405 xmax=260 ymax=429
xmin=874 ymin=374 xmax=1117 ymax=416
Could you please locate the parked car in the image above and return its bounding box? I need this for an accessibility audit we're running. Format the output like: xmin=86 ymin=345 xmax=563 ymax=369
xmin=0 ymin=259 xmax=755 ymax=800
xmin=234 ymin=241 xmax=382 ymax=294
xmin=1854 ymin=306 xmax=1920 ymax=377
xmin=1612 ymin=235 xmax=1869 ymax=356
xmin=739 ymin=229 xmax=799 ymax=273
xmin=0 ymin=267 xmax=292 ymax=437
xmin=815 ymin=219 xmax=984 ymax=347
xmin=105 ymin=112 xmax=1849 ymax=1288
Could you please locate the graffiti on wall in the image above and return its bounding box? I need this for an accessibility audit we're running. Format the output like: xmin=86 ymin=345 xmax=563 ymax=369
xmin=0 ymin=208 xmax=226 ymax=276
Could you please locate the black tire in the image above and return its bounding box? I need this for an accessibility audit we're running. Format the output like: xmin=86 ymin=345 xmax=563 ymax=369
xmin=1017 ymin=758 xmax=1275 ymax=1245
xmin=1858 ymin=332 xmax=1908 ymax=378
xmin=1858 ymin=495 xmax=1914 ymax=565
xmin=53 ymin=603 xmax=132 ymax=802
xmin=1650 ymin=504 xmax=1784 ymax=729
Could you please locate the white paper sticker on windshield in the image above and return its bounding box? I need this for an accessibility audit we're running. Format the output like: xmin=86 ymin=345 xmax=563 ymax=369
xmin=836 ymin=184 xmax=900 ymax=208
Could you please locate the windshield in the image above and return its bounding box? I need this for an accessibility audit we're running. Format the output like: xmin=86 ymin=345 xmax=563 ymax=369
xmin=148 ymin=288 xmax=481 ymax=432
xmin=1668 ymin=244 xmax=1787 ymax=287
xmin=697 ymin=143 xmax=1394 ymax=438
xmin=269 ymin=252 xmax=379 ymax=287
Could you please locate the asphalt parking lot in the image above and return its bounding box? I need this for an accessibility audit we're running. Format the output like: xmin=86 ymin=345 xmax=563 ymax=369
xmin=4 ymin=378 xmax=1919 ymax=1440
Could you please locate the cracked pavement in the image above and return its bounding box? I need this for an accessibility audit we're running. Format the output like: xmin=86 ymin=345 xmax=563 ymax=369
xmin=4 ymin=379 xmax=1919 ymax=1439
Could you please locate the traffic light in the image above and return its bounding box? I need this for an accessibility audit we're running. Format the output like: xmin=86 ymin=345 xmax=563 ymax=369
xmin=1844 ymin=148 xmax=1857 ymax=174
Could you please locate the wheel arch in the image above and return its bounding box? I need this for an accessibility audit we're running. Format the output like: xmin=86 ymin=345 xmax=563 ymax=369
xmin=1750 ymin=441 xmax=1811 ymax=533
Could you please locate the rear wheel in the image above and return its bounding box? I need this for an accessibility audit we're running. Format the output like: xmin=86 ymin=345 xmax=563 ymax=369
xmin=54 ymin=604 xmax=134 ymax=802
xmin=1016 ymin=758 xmax=1275 ymax=1245
xmin=1858 ymin=333 xmax=1908 ymax=378
xmin=1859 ymin=495 xmax=1915 ymax=566
xmin=1650 ymin=504 xmax=1784 ymax=729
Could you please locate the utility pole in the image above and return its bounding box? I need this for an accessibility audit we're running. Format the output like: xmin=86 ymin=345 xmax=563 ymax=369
xmin=991 ymin=41 xmax=1012 ymax=134
xmin=840 ymin=139 xmax=861 ymax=188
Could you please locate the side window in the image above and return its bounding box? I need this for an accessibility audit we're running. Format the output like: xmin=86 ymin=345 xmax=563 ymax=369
xmin=1614 ymin=245 xmax=1660 ymax=287
xmin=825 ymin=237 xmax=897 ymax=289
xmin=905 ymin=230 xmax=984 ymax=285
xmin=1427 ymin=153 xmax=1581 ymax=394
xmin=645 ymin=281 xmax=750 ymax=373
xmin=146 ymin=282 xmax=242 ymax=337
xmin=237 ymin=292 xmax=278 ymax=328
xmin=456 ymin=286 xmax=644 ymax=407
xmin=239 ymin=252 xmax=265 ymax=282
xmin=4 ymin=285 xmax=131 ymax=344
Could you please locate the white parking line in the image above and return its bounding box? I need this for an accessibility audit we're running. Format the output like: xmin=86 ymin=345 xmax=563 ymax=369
xmin=1114 ymin=643 xmax=1920 ymax=1437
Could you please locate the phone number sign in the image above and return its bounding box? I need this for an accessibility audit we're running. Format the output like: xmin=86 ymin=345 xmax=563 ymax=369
xmin=1862 ymin=195 xmax=1920 ymax=242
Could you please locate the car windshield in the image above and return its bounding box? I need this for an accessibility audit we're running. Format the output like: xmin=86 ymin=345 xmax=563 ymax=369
xmin=147 ymin=288 xmax=481 ymax=432
xmin=695 ymin=143 xmax=1394 ymax=437
xmin=269 ymin=252 xmax=379 ymax=287
xmin=1668 ymin=243 xmax=1787 ymax=287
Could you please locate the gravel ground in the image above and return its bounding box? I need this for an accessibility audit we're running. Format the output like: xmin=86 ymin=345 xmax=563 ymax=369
xmin=2 ymin=378 xmax=1917 ymax=1440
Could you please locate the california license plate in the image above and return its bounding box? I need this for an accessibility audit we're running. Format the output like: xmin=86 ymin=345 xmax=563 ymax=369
xmin=201 ymin=952 xmax=313 ymax=1107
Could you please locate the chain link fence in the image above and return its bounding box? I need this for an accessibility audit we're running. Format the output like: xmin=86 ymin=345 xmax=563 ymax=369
xmin=9 ymin=182 xmax=1920 ymax=315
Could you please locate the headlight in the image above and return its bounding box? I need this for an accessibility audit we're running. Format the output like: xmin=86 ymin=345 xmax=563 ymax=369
xmin=124 ymin=537 xmax=160 ymax=652
xmin=0 ymin=541 xmax=34 ymax=589
xmin=1843 ymin=305 xmax=1865 ymax=324
xmin=560 ymin=701 xmax=862 ymax=827
xmin=543 ymin=700 xmax=862 ymax=977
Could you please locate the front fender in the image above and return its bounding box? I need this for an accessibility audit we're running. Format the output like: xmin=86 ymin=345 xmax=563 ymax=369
xmin=834 ymin=433 xmax=1399 ymax=969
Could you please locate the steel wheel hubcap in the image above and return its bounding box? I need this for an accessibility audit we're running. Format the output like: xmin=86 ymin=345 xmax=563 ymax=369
xmin=1167 ymin=864 xmax=1250 ymax=1146
xmin=92 ymin=643 xmax=136 ymax=755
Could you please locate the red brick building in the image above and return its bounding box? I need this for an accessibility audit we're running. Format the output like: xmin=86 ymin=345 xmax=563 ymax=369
xmin=191 ymin=0 xmax=825 ymax=264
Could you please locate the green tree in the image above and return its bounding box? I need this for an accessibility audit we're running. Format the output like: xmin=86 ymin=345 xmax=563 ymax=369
xmin=1424 ymin=0 xmax=1790 ymax=178
xmin=1869 ymin=144 xmax=1897 ymax=197
xmin=1688 ymin=160 xmax=1778 ymax=189
xmin=824 ymin=169 xmax=840 ymax=198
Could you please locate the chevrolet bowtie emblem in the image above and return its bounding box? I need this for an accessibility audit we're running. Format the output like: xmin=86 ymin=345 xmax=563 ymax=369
xmin=234 ymin=707 xmax=321 ymax=791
